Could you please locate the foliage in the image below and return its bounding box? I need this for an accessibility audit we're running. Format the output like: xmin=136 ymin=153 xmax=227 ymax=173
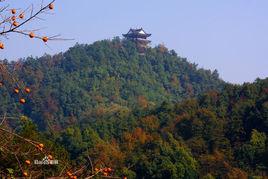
xmin=1 ymin=40 xmax=268 ymax=178
xmin=0 ymin=38 xmax=224 ymax=130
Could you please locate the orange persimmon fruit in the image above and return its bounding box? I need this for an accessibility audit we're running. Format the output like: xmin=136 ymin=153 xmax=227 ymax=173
xmin=0 ymin=42 xmax=4 ymax=49
xmin=29 ymin=32 xmax=35 ymax=38
xmin=48 ymin=154 xmax=53 ymax=160
xmin=42 ymin=36 xmax=48 ymax=42
xmin=11 ymin=16 xmax=16 ymax=21
xmin=49 ymin=3 xmax=54 ymax=10
xmin=19 ymin=98 xmax=26 ymax=104
xmin=19 ymin=13 xmax=24 ymax=19
xmin=23 ymin=172 xmax=28 ymax=177
xmin=25 ymin=160 xmax=31 ymax=165
xmin=14 ymin=88 xmax=19 ymax=94
xmin=13 ymin=21 xmax=19 ymax=27
xmin=25 ymin=87 xmax=31 ymax=93
xmin=67 ymin=171 xmax=72 ymax=176
xmin=38 ymin=143 xmax=44 ymax=148
xmin=11 ymin=9 xmax=16 ymax=14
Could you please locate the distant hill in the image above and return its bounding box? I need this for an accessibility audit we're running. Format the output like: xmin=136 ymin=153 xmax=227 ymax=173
xmin=1 ymin=38 xmax=224 ymax=129
xmin=1 ymin=39 xmax=267 ymax=178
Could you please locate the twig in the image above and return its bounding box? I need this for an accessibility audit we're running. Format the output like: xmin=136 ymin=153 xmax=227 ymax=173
xmin=0 ymin=113 xmax=6 ymax=126
xmin=0 ymin=0 xmax=56 ymax=35
xmin=14 ymin=154 xmax=23 ymax=174
xmin=87 ymin=155 xmax=94 ymax=174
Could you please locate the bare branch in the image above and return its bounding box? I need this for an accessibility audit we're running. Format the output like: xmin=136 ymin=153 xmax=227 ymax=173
xmin=0 ymin=113 xmax=6 ymax=126
xmin=0 ymin=0 xmax=56 ymax=35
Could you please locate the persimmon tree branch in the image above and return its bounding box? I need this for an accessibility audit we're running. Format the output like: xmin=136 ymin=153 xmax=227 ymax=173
xmin=0 ymin=0 xmax=55 ymax=36
xmin=0 ymin=0 xmax=73 ymax=49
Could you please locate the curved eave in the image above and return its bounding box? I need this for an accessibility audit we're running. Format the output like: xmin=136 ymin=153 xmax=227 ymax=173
xmin=123 ymin=33 xmax=151 ymax=39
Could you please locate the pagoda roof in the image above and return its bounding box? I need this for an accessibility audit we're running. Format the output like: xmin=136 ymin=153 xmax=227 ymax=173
xmin=123 ymin=28 xmax=151 ymax=39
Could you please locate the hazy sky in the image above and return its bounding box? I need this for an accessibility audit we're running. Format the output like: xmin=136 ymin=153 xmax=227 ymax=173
xmin=1 ymin=0 xmax=268 ymax=84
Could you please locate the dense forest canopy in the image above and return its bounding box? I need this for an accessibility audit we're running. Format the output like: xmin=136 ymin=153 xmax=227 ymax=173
xmin=1 ymin=38 xmax=224 ymax=130
xmin=0 ymin=38 xmax=267 ymax=178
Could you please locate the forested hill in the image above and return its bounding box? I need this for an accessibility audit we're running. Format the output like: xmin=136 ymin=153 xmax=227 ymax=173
xmin=1 ymin=38 xmax=268 ymax=178
xmin=60 ymin=78 xmax=268 ymax=178
xmin=1 ymin=77 xmax=267 ymax=178
xmin=1 ymin=38 xmax=224 ymax=129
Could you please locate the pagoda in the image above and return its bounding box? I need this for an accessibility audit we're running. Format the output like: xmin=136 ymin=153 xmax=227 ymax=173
xmin=123 ymin=28 xmax=151 ymax=49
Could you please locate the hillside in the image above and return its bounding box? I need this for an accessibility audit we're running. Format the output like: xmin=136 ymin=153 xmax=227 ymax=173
xmin=0 ymin=39 xmax=267 ymax=178
xmin=1 ymin=38 xmax=224 ymax=130
xmin=59 ymin=78 xmax=268 ymax=178
xmin=1 ymin=72 xmax=267 ymax=177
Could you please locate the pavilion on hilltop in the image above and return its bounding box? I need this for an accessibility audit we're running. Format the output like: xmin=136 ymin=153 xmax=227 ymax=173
xmin=123 ymin=28 xmax=151 ymax=50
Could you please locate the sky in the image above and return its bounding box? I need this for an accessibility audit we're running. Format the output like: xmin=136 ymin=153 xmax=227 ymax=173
xmin=1 ymin=0 xmax=268 ymax=84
